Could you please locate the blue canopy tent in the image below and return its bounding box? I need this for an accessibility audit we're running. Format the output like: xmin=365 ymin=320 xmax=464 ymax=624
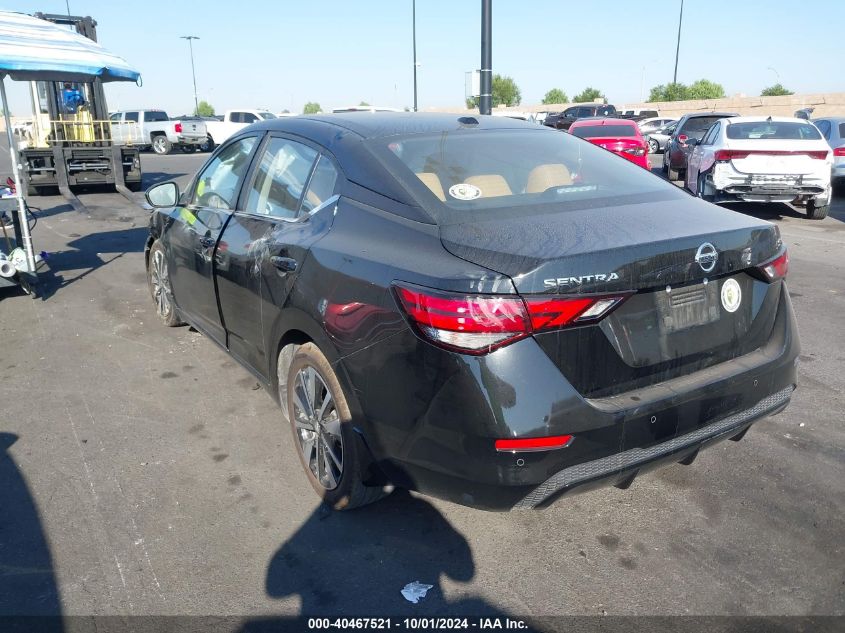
xmin=0 ymin=10 xmax=140 ymax=294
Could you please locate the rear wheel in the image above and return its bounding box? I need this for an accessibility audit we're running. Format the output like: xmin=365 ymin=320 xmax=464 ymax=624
xmin=200 ymin=136 xmax=214 ymax=153
xmin=806 ymin=198 xmax=830 ymax=220
xmin=147 ymin=240 xmax=183 ymax=326
xmin=151 ymin=135 xmax=172 ymax=155
xmin=648 ymin=138 xmax=659 ymax=154
xmin=285 ymin=343 xmax=388 ymax=510
xmin=180 ymin=145 xmax=198 ymax=154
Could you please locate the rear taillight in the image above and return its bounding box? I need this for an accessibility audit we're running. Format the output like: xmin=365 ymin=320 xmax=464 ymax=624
xmin=174 ymin=122 xmax=183 ymax=133
xmin=394 ymin=283 xmax=628 ymax=355
xmin=834 ymin=147 xmax=845 ymax=157
xmin=757 ymin=250 xmax=789 ymax=281
xmin=622 ymin=147 xmax=647 ymax=156
xmin=715 ymin=149 xmax=750 ymax=161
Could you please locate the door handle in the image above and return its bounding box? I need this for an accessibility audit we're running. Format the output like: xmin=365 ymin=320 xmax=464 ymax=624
xmin=199 ymin=236 xmax=215 ymax=248
xmin=270 ymin=256 xmax=298 ymax=273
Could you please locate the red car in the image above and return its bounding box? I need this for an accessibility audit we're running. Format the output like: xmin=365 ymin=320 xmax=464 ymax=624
xmin=568 ymin=118 xmax=650 ymax=169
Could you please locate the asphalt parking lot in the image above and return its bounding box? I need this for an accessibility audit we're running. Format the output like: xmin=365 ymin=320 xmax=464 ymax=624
xmin=1 ymin=149 xmax=843 ymax=622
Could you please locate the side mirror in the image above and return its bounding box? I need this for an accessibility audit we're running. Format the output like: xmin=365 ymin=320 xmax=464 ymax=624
xmin=145 ymin=181 xmax=180 ymax=208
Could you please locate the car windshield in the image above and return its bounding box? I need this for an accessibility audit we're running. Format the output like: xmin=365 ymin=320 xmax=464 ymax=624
xmin=680 ymin=116 xmax=730 ymax=139
xmin=368 ymin=128 xmax=680 ymax=217
xmin=571 ymin=125 xmax=638 ymax=138
xmin=725 ymin=121 xmax=822 ymax=140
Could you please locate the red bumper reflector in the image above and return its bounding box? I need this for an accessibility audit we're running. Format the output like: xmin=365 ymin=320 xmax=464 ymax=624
xmin=495 ymin=434 xmax=574 ymax=452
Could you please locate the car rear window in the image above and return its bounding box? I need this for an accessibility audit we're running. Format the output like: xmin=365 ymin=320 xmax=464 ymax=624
xmin=571 ymin=124 xmax=638 ymax=138
xmin=726 ymin=121 xmax=821 ymax=140
xmin=680 ymin=116 xmax=728 ymax=137
xmin=367 ymin=128 xmax=680 ymax=217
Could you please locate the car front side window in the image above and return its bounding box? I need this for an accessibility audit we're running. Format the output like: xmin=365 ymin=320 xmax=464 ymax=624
xmin=244 ymin=137 xmax=318 ymax=219
xmin=192 ymin=136 xmax=258 ymax=209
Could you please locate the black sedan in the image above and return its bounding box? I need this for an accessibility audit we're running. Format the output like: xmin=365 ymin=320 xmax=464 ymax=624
xmin=144 ymin=113 xmax=799 ymax=511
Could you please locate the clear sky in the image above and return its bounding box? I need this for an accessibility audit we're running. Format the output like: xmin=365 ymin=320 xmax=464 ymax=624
xmin=2 ymin=0 xmax=843 ymax=116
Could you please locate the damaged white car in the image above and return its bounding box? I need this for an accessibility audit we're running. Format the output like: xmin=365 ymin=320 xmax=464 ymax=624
xmin=685 ymin=116 xmax=833 ymax=219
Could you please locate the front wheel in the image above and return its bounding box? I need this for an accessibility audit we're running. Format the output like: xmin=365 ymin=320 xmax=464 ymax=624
xmin=147 ymin=240 xmax=183 ymax=326
xmin=806 ymin=198 xmax=830 ymax=220
xmin=284 ymin=343 xmax=388 ymax=510
xmin=151 ymin=135 xmax=172 ymax=155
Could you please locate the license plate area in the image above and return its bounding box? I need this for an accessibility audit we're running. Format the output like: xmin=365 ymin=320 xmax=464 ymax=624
xmin=655 ymin=281 xmax=720 ymax=334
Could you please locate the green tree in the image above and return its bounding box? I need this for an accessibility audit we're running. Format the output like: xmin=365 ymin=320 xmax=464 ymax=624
xmin=466 ymin=97 xmax=478 ymax=109
xmin=359 ymin=101 xmax=371 ymax=107
xmin=492 ymin=74 xmax=521 ymax=107
xmin=572 ymin=87 xmax=605 ymax=103
xmin=302 ymin=102 xmax=321 ymax=114
xmin=648 ymin=82 xmax=689 ymax=102
xmin=542 ymin=88 xmax=568 ymax=105
xmin=194 ymin=100 xmax=215 ymax=117
xmin=686 ymin=79 xmax=726 ymax=99
xmin=761 ymin=83 xmax=794 ymax=97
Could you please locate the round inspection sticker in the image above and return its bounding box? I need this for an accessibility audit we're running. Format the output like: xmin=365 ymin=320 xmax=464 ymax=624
xmin=448 ymin=183 xmax=482 ymax=201
xmin=721 ymin=278 xmax=742 ymax=313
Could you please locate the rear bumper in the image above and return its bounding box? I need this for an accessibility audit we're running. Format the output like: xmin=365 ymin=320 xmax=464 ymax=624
xmin=515 ymin=385 xmax=792 ymax=508
xmin=176 ymin=136 xmax=205 ymax=145
xmin=711 ymin=161 xmax=830 ymax=201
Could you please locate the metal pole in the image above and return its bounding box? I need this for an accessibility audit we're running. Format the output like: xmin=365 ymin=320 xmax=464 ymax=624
xmin=1 ymin=75 xmax=37 ymax=273
xmin=479 ymin=0 xmax=492 ymax=115
xmin=672 ymin=0 xmax=683 ymax=84
xmin=181 ymin=36 xmax=200 ymax=115
xmin=412 ymin=0 xmax=418 ymax=112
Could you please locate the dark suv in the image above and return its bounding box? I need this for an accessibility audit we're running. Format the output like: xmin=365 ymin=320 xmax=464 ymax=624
xmin=544 ymin=104 xmax=618 ymax=130
xmin=663 ymin=112 xmax=738 ymax=181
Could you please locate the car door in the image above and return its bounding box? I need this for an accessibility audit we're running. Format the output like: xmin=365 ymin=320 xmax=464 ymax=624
xmin=165 ymin=135 xmax=260 ymax=344
xmin=215 ymin=135 xmax=339 ymax=379
xmin=687 ymin=121 xmax=717 ymax=191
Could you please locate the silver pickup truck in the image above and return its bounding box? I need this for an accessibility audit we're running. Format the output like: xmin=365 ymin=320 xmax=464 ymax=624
xmin=109 ymin=109 xmax=207 ymax=155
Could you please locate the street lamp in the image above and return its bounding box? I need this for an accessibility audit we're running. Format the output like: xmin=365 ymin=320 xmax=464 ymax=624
xmin=767 ymin=66 xmax=781 ymax=84
xmin=412 ymin=0 xmax=418 ymax=111
xmin=180 ymin=35 xmax=200 ymax=115
xmin=672 ymin=0 xmax=684 ymax=84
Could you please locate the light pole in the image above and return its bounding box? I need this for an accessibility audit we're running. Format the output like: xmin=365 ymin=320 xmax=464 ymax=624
xmin=412 ymin=0 xmax=418 ymax=111
xmin=672 ymin=0 xmax=684 ymax=84
xmin=767 ymin=66 xmax=780 ymax=84
xmin=479 ymin=0 xmax=492 ymax=115
xmin=180 ymin=35 xmax=200 ymax=115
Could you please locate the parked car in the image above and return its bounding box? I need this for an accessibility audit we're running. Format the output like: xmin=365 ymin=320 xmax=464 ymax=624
xmin=620 ymin=108 xmax=660 ymax=119
xmin=110 ymin=109 xmax=207 ymax=155
xmin=685 ymin=116 xmax=833 ymax=219
xmin=204 ymin=109 xmax=277 ymax=152
xmin=174 ymin=115 xmax=222 ymax=152
xmin=543 ymin=104 xmax=618 ymax=130
xmin=638 ymin=117 xmax=676 ymax=135
xmin=663 ymin=112 xmax=739 ymax=181
xmin=143 ymin=113 xmax=798 ymax=511
xmin=569 ymin=117 xmax=650 ymax=169
xmin=812 ymin=117 xmax=845 ymax=191
xmin=646 ymin=121 xmax=677 ymax=154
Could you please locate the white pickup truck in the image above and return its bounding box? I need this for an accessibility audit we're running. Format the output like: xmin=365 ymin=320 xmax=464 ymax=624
xmin=204 ymin=109 xmax=276 ymax=151
xmin=110 ymin=109 xmax=208 ymax=155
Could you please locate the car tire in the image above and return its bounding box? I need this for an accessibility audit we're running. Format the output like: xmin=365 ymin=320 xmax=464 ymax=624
xmin=284 ymin=342 xmax=388 ymax=510
xmin=661 ymin=150 xmax=669 ymax=174
xmin=147 ymin=240 xmax=183 ymax=326
xmin=151 ymin=135 xmax=172 ymax=155
xmin=648 ymin=138 xmax=659 ymax=154
xmin=180 ymin=145 xmax=198 ymax=154
xmin=200 ymin=136 xmax=214 ymax=153
xmin=806 ymin=198 xmax=830 ymax=220
xmin=697 ymin=172 xmax=715 ymax=203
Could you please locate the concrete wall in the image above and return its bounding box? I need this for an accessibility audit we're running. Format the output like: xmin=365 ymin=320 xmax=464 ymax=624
xmin=425 ymin=93 xmax=845 ymax=119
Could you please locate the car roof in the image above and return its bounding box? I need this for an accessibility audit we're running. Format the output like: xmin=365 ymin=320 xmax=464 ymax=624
xmin=570 ymin=117 xmax=636 ymax=127
xmin=723 ymin=116 xmax=814 ymax=124
xmin=250 ymin=111 xmax=538 ymax=140
xmin=680 ymin=111 xmax=738 ymax=120
xmin=813 ymin=116 xmax=845 ymax=123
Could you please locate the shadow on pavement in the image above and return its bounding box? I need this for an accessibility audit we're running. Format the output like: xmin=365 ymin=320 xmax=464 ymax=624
xmin=0 ymin=433 xmax=63 ymax=629
xmin=143 ymin=172 xmax=186 ymax=188
xmin=36 ymin=227 xmax=148 ymax=301
xmin=237 ymin=491 xmax=518 ymax=631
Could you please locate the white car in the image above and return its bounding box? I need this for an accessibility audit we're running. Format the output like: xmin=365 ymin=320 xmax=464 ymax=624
xmin=685 ymin=116 xmax=833 ymax=220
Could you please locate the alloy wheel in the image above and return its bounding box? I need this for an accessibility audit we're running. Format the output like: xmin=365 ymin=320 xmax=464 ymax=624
xmin=291 ymin=365 xmax=343 ymax=490
xmin=151 ymin=250 xmax=171 ymax=317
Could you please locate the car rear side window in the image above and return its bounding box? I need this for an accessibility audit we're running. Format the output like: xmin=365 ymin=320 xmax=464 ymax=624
xmin=839 ymin=123 xmax=845 ymax=139
xmin=370 ymin=128 xmax=678 ymax=217
xmin=571 ymin=124 xmax=638 ymax=138
xmin=301 ymin=156 xmax=339 ymax=214
xmin=124 ymin=111 xmax=139 ymax=123
xmin=144 ymin=111 xmax=168 ymax=122
xmin=244 ymin=137 xmax=317 ymax=219
xmin=726 ymin=121 xmax=821 ymax=140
